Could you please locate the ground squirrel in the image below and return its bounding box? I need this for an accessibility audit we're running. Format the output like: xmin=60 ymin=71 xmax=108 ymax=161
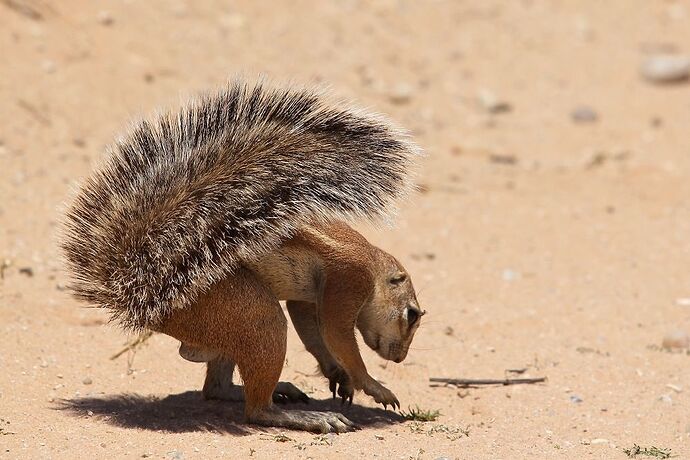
xmin=62 ymin=80 xmax=424 ymax=433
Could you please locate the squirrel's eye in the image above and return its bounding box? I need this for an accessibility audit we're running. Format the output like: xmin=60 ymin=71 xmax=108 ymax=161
xmin=390 ymin=273 xmax=407 ymax=285
xmin=407 ymin=308 xmax=420 ymax=326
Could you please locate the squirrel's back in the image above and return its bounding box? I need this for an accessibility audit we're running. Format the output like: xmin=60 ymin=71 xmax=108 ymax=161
xmin=62 ymin=80 xmax=420 ymax=331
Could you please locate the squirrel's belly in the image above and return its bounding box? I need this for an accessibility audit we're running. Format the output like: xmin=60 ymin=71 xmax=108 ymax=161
xmin=245 ymin=246 xmax=323 ymax=303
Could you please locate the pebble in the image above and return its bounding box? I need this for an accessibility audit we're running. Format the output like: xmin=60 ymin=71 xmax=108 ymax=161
xmin=590 ymin=438 xmax=609 ymax=445
xmin=82 ymin=377 xmax=93 ymax=385
xmin=502 ymin=269 xmax=518 ymax=282
xmin=569 ymin=394 xmax=583 ymax=403
xmin=220 ymin=13 xmax=246 ymax=30
xmin=478 ymin=89 xmax=512 ymax=114
xmin=659 ymin=394 xmax=673 ymax=404
xmin=97 ymin=11 xmax=114 ymax=26
xmin=489 ymin=154 xmax=518 ymax=165
xmin=640 ymin=55 xmax=690 ymax=84
xmin=571 ymin=106 xmax=598 ymax=123
xmin=666 ymin=383 xmax=682 ymax=393
xmin=661 ymin=330 xmax=690 ymax=349
xmin=388 ymin=83 xmax=413 ymax=105
xmin=41 ymin=60 xmax=56 ymax=74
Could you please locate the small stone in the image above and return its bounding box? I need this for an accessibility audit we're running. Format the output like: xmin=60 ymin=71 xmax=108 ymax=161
xmin=569 ymin=394 xmax=583 ymax=403
xmin=82 ymin=377 xmax=93 ymax=385
xmin=502 ymin=269 xmax=518 ymax=282
xmin=444 ymin=326 xmax=454 ymax=336
xmin=478 ymin=89 xmax=512 ymax=114
xmin=659 ymin=394 xmax=673 ymax=404
xmin=166 ymin=451 xmax=184 ymax=460
xmin=661 ymin=330 xmax=690 ymax=349
xmin=41 ymin=60 xmax=56 ymax=74
xmin=590 ymin=438 xmax=609 ymax=445
xmin=666 ymin=383 xmax=682 ymax=393
xmin=220 ymin=13 xmax=246 ymax=30
xmin=640 ymin=55 xmax=690 ymax=84
xmin=571 ymin=106 xmax=598 ymax=123
xmin=388 ymin=83 xmax=413 ymax=105
xmin=489 ymin=154 xmax=517 ymax=165
xmin=18 ymin=267 xmax=34 ymax=277
xmin=87 ymin=410 xmax=94 ymax=416
xmin=97 ymin=11 xmax=114 ymax=26
xmin=374 ymin=434 xmax=384 ymax=440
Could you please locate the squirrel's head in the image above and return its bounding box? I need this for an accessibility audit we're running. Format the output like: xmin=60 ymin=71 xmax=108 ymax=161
xmin=357 ymin=249 xmax=425 ymax=363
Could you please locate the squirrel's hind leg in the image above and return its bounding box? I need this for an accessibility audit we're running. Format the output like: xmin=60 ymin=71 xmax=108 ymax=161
xmin=161 ymin=268 xmax=355 ymax=433
xmin=202 ymin=357 xmax=242 ymax=401
xmin=204 ymin=357 xmax=308 ymax=404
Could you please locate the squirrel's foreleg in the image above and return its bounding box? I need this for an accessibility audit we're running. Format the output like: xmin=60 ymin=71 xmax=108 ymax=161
xmin=318 ymin=268 xmax=400 ymax=410
xmin=286 ymin=301 xmax=353 ymax=401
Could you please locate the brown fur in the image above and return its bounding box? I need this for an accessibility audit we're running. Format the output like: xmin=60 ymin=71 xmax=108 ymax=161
xmin=61 ymin=80 xmax=423 ymax=432
xmin=160 ymin=221 xmax=423 ymax=432
xmin=61 ymin=81 xmax=420 ymax=332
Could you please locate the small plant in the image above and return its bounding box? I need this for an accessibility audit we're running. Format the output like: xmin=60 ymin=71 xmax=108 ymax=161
xmin=400 ymin=405 xmax=441 ymax=422
xmin=408 ymin=421 xmax=470 ymax=441
xmin=310 ymin=434 xmax=333 ymax=446
xmin=623 ymin=444 xmax=674 ymax=459
xmin=260 ymin=433 xmax=294 ymax=443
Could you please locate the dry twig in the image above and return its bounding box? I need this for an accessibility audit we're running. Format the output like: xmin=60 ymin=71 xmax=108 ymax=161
xmin=430 ymin=376 xmax=546 ymax=387
xmin=110 ymin=331 xmax=154 ymax=360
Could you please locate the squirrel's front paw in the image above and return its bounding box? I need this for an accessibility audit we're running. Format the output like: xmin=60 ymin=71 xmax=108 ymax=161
xmin=362 ymin=377 xmax=399 ymax=410
xmin=325 ymin=367 xmax=354 ymax=405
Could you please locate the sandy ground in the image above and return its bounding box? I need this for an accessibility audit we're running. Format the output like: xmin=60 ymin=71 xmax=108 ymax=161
xmin=2 ymin=1 xmax=690 ymax=458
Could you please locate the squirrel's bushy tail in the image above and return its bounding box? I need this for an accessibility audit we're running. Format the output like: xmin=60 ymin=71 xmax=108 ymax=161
xmin=62 ymin=81 xmax=421 ymax=331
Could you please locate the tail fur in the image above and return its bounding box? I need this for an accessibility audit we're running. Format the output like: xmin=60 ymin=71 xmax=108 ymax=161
xmin=62 ymin=81 xmax=420 ymax=331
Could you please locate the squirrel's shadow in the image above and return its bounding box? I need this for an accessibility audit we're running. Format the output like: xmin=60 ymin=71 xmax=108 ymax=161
xmin=56 ymin=391 xmax=404 ymax=435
